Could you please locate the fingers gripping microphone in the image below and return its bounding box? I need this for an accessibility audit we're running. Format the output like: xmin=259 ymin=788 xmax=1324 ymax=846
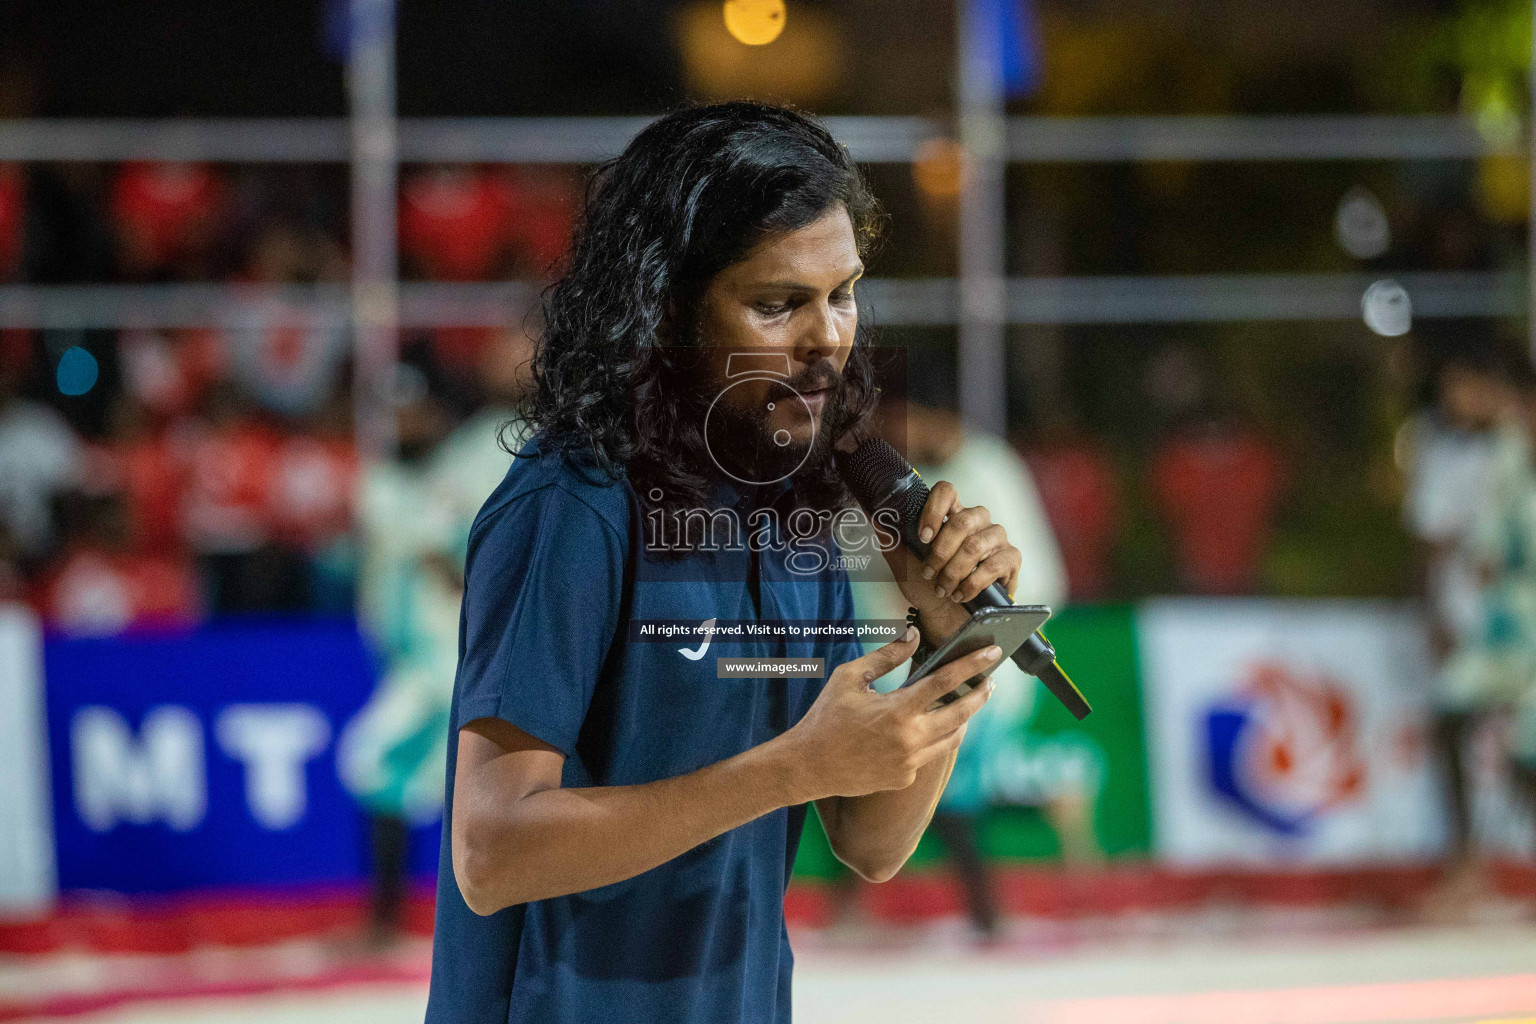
xmin=836 ymin=438 xmax=1092 ymax=720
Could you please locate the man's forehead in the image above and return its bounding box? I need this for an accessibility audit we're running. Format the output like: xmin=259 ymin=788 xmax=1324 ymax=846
xmin=732 ymin=214 xmax=860 ymax=281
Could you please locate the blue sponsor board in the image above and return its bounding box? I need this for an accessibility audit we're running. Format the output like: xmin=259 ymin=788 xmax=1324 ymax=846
xmin=43 ymin=620 xmax=442 ymax=894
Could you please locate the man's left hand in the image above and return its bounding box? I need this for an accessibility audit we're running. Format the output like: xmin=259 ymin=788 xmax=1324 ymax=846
xmin=881 ymin=480 xmax=1022 ymax=645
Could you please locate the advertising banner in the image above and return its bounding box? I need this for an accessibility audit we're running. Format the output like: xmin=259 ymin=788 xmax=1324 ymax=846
xmin=976 ymin=603 xmax=1153 ymax=861
xmin=1139 ymin=599 xmax=1448 ymax=866
xmin=0 ymin=605 xmax=55 ymax=913
xmin=43 ymin=620 xmax=439 ymax=893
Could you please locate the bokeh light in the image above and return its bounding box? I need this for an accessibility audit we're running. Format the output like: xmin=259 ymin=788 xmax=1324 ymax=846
xmin=722 ymin=0 xmax=786 ymax=46
xmin=1361 ymin=279 xmax=1412 ymax=337
xmin=912 ymin=138 xmax=965 ymax=200
xmin=55 ymin=345 xmax=99 ymax=396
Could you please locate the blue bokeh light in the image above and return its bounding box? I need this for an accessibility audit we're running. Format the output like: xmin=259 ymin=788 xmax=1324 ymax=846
xmin=56 ymin=346 xmax=99 ymax=396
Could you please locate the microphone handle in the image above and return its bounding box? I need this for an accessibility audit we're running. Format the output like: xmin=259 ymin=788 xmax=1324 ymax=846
xmin=896 ymin=477 xmax=1092 ymax=720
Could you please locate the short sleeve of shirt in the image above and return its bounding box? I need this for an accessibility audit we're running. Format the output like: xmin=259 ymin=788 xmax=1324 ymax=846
xmin=454 ymin=483 xmax=625 ymax=755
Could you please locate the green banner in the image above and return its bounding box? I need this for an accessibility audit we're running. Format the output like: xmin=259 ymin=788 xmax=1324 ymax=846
xmin=794 ymin=604 xmax=1152 ymax=878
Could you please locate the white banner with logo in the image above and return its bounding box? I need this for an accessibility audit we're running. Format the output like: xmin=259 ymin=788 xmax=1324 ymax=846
xmin=0 ymin=604 xmax=56 ymax=913
xmin=1139 ymin=599 xmax=1451 ymax=866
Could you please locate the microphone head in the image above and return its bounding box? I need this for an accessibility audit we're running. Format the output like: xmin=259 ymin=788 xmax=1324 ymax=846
xmin=834 ymin=437 xmax=929 ymax=523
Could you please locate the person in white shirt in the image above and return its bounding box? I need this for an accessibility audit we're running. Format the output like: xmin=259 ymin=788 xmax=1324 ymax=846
xmin=0 ymin=371 xmax=81 ymax=561
xmin=1404 ymin=349 xmax=1513 ymax=908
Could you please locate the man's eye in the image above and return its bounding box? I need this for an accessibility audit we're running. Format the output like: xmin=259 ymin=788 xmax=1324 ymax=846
xmin=832 ymin=289 xmax=855 ymax=304
xmin=755 ymin=301 xmax=791 ymax=316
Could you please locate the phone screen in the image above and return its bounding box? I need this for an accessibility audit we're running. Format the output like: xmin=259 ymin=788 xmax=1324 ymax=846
xmin=902 ymin=606 xmax=1051 ymax=707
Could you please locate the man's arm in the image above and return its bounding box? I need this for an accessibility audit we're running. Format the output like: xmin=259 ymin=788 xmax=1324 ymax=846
xmin=814 ymin=737 xmax=964 ymax=883
xmin=452 ymin=633 xmax=1002 ymax=915
xmin=452 ymin=717 xmax=806 ymax=914
xmin=818 ymin=476 xmax=1023 ymax=881
xmin=812 ymin=603 xmax=974 ymax=881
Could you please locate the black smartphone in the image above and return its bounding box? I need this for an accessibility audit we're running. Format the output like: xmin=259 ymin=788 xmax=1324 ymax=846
xmin=901 ymin=605 xmax=1052 ymax=708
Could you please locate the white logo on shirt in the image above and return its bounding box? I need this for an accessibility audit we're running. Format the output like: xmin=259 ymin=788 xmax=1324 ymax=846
xmin=678 ymin=618 xmax=717 ymax=661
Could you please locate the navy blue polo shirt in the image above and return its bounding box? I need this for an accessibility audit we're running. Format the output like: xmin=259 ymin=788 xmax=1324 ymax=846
xmin=425 ymin=433 xmax=866 ymax=1024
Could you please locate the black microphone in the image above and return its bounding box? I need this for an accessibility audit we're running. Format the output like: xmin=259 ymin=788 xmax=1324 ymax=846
xmin=836 ymin=437 xmax=1092 ymax=720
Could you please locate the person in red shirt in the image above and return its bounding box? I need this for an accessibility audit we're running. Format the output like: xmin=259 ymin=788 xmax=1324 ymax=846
xmin=269 ymin=430 xmax=358 ymax=554
xmin=178 ymin=390 xmax=278 ymax=557
xmin=400 ymin=165 xmax=577 ymax=378
xmin=33 ymin=489 xmax=201 ymax=635
xmin=118 ymin=327 xmax=225 ymax=420
xmin=89 ymin=407 xmax=186 ymax=557
xmin=111 ymin=162 xmax=226 ymax=278
xmin=222 ymin=219 xmax=351 ymax=417
xmin=1023 ymin=425 xmax=1122 ymax=600
xmin=1150 ymin=421 xmax=1285 ymax=594
xmin=399 ymin=165 xmax=517 ymax=282
xmin=498 ymin=165 xmax=578 ymax=277
xmin=177 ymin=385 xmax=311 ymax=614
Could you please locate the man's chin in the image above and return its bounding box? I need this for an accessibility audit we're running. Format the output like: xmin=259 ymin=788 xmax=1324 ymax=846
xmin=711 ymin=431 xmax=829 ymax=487
xmin=704 ymin=389 xmax=844 ymax=486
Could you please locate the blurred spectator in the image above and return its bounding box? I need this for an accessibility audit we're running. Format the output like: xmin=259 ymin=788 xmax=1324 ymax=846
xmin=401 ymin=165 xmax=576 ymax=384
xmin=1410 ymin=346 xmax=1520 ymax=910
xmin=225 ymin=219 xmax=350 ymax=418
xmin=1023 ymin=422 xmax=1122 ymax=601
xmin=399 ymin=164 xmax=577 ymax=283
xmin=1150 ymin=425 xmax=1285 ymax=594
xmin=340 ymin=349 xmax=462 ymax=945
xmin=110 ymin=162 xmax=227 ymax=279
xmin=1477 ymin=365 xmax=1536 ymax=839
xmin=96 ymin=399 xmax=188 ymax=556
xmin=846 ymin=346 xmax=1074 ymax=941
xmin=427 ymin=320 xmax=536 ymax=539
xmin=1404 ymin=347 xmax=1509 ymax=662
xmin=1144 ymin=345 xmax=1285 ymax=594
xmin=399 ymin=166 xmax=518 ymax=282
xmin=500 ymin=165 xmax=580 ymax=277
xmin=270 ymin=387 xmax=360 ymax=616
xmin=118 ymin=327 xmax=225 ymax=420
xmin=270 ymin=430 xmax=358 ymax=556
xmin=0 ymin=347 xmax=83 ymax=561
xmin=179 ymin=384 xmax=309 ymax=614
xmin=32 ymin=486 xmax=200 ymax=636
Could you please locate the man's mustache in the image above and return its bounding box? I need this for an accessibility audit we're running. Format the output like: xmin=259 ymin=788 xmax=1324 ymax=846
xmin=785 ymin=362 xmax=842 ymax=397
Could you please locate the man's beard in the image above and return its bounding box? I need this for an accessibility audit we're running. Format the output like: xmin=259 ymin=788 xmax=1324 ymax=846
xmin=701 ymin=360 xmax=846 ymax=488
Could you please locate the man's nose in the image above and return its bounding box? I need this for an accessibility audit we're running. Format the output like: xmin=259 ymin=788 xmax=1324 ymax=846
xmin=794 ymin=301 xmax=844 ymax=366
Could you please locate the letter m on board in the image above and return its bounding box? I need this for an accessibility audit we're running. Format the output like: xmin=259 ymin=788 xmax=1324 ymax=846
xmin=71 ymin=706 xmax=207 ymax=832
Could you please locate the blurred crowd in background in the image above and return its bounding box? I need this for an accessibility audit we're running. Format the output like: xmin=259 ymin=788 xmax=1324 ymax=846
xmin=0 ymin=153 xmax=1521 ymax=637
xmin=0 ymin=159 xmax=573 ymax=635
xmin=1 ymin=0 xmax=1533 ymax=639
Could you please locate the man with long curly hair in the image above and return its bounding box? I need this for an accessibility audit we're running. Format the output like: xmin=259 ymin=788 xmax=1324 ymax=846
xmin=426 ymin=101 xmax=1026 ymax=1023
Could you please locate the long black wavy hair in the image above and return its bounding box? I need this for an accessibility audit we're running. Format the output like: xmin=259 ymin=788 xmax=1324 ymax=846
xmin=507 ymin=100 xmax=888 ymax=533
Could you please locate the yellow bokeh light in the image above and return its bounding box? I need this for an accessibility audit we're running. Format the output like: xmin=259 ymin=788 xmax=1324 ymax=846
xmin=1475 ymin=153 xmax=1529 ymax=225
xmin=679 ymin=2 xmax=839 ymax=103
xmin=913 ymin=138 xmax=965 ymax=200
xmin=723 ymin=0 xmax=786 ymax=46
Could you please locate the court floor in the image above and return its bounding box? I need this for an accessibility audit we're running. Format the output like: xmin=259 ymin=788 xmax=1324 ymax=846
xmin=5 ymin=915 xmax=1536 ymax=1024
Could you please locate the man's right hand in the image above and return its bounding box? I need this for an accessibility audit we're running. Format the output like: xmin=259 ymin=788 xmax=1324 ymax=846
xmin=778 ymin=627 xmax=1001 ymax=802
